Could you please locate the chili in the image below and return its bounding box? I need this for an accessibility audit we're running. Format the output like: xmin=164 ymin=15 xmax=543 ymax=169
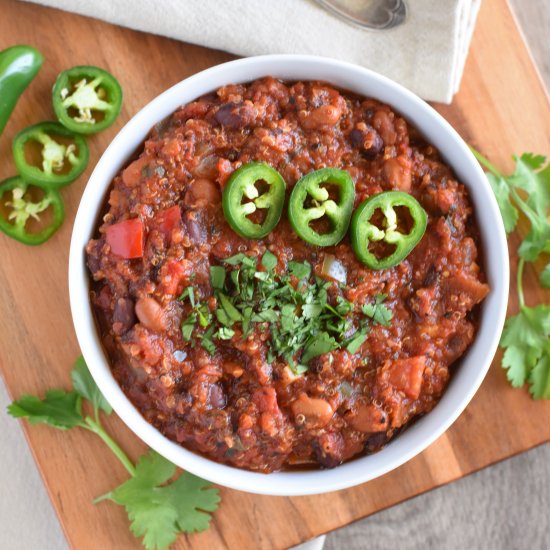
xmin=351 ymin=190 xmax=427 ymax=269
xmin=222 ymin=162 xmax=286 ymax=239
xmin=0 ymin=45 xmax=43 ymax=136
xmin=52 ymin=65 xmax=123 ymax=134
xmin=13 ymin=122 xmax=89 ymax=188
xmin=288 ymin=168 xmax=355 ymax=246
xmin=0 ymin=176 xmax=64 ymax=245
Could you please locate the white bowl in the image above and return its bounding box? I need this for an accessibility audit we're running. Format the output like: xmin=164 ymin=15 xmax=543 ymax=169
xmin=69 ymin=54 xmax=509 ymax=496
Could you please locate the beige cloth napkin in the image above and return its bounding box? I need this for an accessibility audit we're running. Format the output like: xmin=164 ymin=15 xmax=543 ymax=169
xmin=21 ymin=0 xmax=481 ymax=103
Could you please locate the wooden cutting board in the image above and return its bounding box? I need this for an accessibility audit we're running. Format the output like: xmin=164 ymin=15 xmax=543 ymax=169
xmin=1 ymin=0 xmax=549 ymax=548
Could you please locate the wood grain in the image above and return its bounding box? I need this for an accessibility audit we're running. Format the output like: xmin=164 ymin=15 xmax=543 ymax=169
xmin=0 ymin=0 xmax=549 ymax=549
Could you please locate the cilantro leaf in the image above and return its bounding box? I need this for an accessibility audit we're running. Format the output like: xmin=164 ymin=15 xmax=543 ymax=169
xmin=210 ymin=266 xmax=226 ymax=290
xmin=473 ymin=150 xmax=550 ymax=262
xmin=261 ymin=250 xmax=277 ymax=271
xmin=484 ymin=171 xmax=519 ymax=233
xmin=181 ymin=313 xmax=196 ymax=341
xmin=288 ymin=260 xmax=311 ymax=280
xmin=107 ymin=451 xmax=220 ymax=550
xmin=8 ymin=389 xmax=84 ymax=430
xmin=301 ymin=332 xmax=338 ymax=363
xmin=529 ymin=353 xmax=550 ymax=400
xmin=540 ymin=263 xmax=550 ymax=288
xmin=500 ymin=305 xmax=550 ymax=397
xmin=362 ymin=294 xmax=393 ymax=327
xmin=71 ymin=356 xmax=112 ymax=416
xmin=345 ymin=329 xmax=368 ymax=354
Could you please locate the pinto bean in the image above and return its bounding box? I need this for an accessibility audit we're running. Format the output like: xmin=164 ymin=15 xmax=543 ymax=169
xmin=346 ymin=403 xmax=388 ymax=433
xmin=135 ymin=297 xmax=167 ymax=332
xmin=291 ymin=393 xmax=334 ymax=428
xmin=372 ymin=109 xmax=397 ymax=145
xmin=184 ymin=178 xmax=221 ymax=207
xmin=302 ymin=104 xmax=343 ymax=130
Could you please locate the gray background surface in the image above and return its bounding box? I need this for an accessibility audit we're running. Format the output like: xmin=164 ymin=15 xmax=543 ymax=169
xmin=1 ymin=1 xmax=548 ymax=548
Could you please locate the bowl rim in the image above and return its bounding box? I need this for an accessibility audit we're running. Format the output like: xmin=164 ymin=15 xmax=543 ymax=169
xmin=69 ymin=53 xmax=509 ymax=496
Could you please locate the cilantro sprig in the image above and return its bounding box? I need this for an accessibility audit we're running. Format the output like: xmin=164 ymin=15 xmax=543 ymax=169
xmin=180 ymin=250 xmax=393 ymax=373
xmin=473 ymin=149 xmax=550 ymax=399
xmin=8 ymin=357 xmax=220 ymax=549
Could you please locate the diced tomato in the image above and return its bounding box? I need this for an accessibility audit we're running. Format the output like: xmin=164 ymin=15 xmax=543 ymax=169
xmin=106 ymin=218 xmax=145 ymax=259
xmin=386 ymin=356 xmax=426 ymax=400
xmin=155 ymin=205 xmax=181 ymax=243
xmin=252 ymin=387 xmax=280 ymax=415
xmin=159 ymin=259 xmax=193 ymax=295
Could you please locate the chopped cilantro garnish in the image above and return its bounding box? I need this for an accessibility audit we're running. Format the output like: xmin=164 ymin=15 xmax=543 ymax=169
xmin=181 ymin=313 xmax=196 ymax=341
xmin=362 ymin=294 xmax=393 ymax=327
xmin=210 ymin=265 xmax=225 ymax=290
xmin=178 ymin=252 xmax=393 ymax=372
xmin=261 ymin=250 xmax=278 ymax=271
xmin=288 ymin=260 xmax=311 ymax=280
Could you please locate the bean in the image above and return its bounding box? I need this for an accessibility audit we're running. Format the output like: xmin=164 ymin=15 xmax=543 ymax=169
xmin=302 ymin=104 xmax=342 ymax=129
xmin=346 ymin=403 xmax=388 ymax=433
xmin=112 ymin=297 xmax=136 ymax=335
xmin=122 ymin=156 xmax=150 ymax=187
xmin=135 ymin=297 xmax=167 ymax=332
xmin=384 ymin=156 xmax=412 ymax=191
xmin=184 ymin=178 xmax=220 ymax=207
xmin=291 ymin=393 xmax=334 ymax=428
xmin=214 ymin=101 xmax=255 ymax=129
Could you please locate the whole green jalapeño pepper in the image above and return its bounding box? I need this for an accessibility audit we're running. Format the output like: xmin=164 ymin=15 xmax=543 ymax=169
xmin=288 ymin=168 xmax=355 ymax=246
xmin=12 ymin=122 xmax=89 ymax=187
xmin=52 ymin=65 xmax=123 ymax=134
xmin=351 ymin=190 xmax=427 ymax=270
xmin=0 ymin=177 xmax=64 ymax=245
xmin=222 ymin=162 xmax=286 ymax=239
xmin=0 ymin=45 xmax=43 ymax=136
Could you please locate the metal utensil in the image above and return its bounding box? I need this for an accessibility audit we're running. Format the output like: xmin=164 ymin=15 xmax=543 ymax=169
xmin=314 ymin=0 xmax=408 ymax=30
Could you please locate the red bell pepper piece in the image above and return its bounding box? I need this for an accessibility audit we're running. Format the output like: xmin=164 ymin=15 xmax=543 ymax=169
xmin=106 ymin=218 xmax=144 ymax=259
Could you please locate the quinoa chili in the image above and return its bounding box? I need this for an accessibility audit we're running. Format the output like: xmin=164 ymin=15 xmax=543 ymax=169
xmin=86 ymin=77 xmax=489 ymax=472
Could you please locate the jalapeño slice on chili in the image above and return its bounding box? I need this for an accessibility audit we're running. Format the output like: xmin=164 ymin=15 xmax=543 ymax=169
xmin=0 ymin=176 xmax=64 ymax=245
xmin=222 ymin=162 xmax=286 ymax=239
xmin=288 ymin=168 xmax=355 ymax=247
xmin=52 ymin=65 xmax=123 ymax=134
xmin=351 ymin=190 xmax=427 ymax=270
xmin=12 ymin=122 xmax=89 ymax=187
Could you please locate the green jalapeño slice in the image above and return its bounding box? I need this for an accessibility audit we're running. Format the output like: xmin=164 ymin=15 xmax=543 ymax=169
xmin=0 ymin=176 xmax=64 ymax=245
xmin=12 ymin=122 xmax=89 ymax=187
xmin=288 ymin=168 xmax=355 ymax=246
xmin=222 ymin=162 xmax=286 ymax=239
xmin=52 ymin=65 xmax=123 ymax=134
xmin=351 ymin=190 xmax=427 ymax=269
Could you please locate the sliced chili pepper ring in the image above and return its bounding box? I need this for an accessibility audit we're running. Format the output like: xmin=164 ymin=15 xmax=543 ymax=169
xmin=12 ymin=121 xmax=89 ymax=188
xmin=288 ymin=167 xmax=355 ymax=247
xmin=351 ymin=190 xmax=427 ymax=269
xmin=222 ymin=162 xmax=286 ymax=239
xmin=0 ymin=176 xmax=64 ymax=245
xmin=52 ymin=65 xmax=123 ymax=134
